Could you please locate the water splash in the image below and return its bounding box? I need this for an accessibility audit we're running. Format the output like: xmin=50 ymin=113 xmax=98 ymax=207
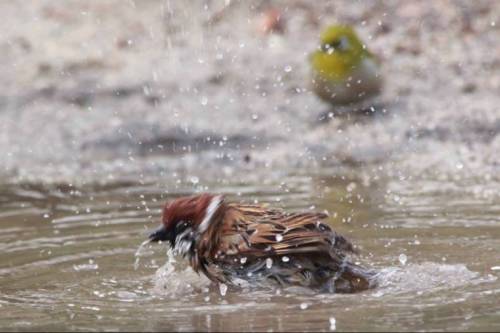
xmin=375 ymin=262 xmax=495 ymax=295
xmin=151 ymin=249 xmax=210 ymax=297
xmin=398 ymin=253 xmax=408 ymax=266
xmin=219 ymin=283 xmax=228 ymax=296
xmin=73 ymin=259 xmax=99 ymax=271
xmin=329 ymin=317 xmax=336 ymax=331
xmin=134 ymin=239 xmax=153 ymax=270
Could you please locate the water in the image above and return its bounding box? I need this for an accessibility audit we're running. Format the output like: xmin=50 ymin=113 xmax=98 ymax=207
xmin=0 ymin=171 xmax=499 ymax=331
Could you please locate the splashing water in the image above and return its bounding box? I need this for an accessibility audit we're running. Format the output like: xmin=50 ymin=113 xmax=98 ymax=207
xmin=134 ymin=239 xmax=154 ymax=270
xmin=152 ymin=249 xmax=211 ymax=297
xmin=398 ymin=253 xmax=408 ymax=266
xmin=329 ymin=317 xmax=336 ymax=331
xmin=219 ymin=283 xmax=228 ymax=296
xmin=375 ymin=263 xmax=496 ymax=296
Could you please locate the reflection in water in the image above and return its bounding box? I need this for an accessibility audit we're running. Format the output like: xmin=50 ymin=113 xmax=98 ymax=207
xmin=0 ymin=172 xmax=499 ymax=331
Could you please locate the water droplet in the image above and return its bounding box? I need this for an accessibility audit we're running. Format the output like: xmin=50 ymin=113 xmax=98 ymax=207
xmin=284 ymin=65 xmax=292 ymax=72
xmin=266 ymin=258 xmax=273 ymax=269
xmin=219 ymin=283 xmax=228 ymax=296
xmin=240 ymin=257 xmax=247 ymax=264
xmin=73 ymin=262 xmax=99 ymax=271
xmin=200 ymin=96 xmax=208 ymax=106
xmin=300 ymin=303 xmax=309 ymax=310
xmin=456 ymin=163 xmax=464 ymax=170
xmin=346 ymin=182 xmax=357 ymax=192
xmin=204 ymin=296 xmax=210 ymax=302
xmin=82 ymin=305 xmax=100 ymax=312
xmin=282 ymin=256 xmax=290 ymax=263
xmin=275 ymin=234 xmax=283 ymax=242
xmin=399 ymin=253 xmax=408 ymax=265
xmin=251 ymin=114 xmax=259 ymax=120
xmin=329 ymin=317 xmax=336 ymax=331
xmin=189 ymin=176 xmax=199 ymax=184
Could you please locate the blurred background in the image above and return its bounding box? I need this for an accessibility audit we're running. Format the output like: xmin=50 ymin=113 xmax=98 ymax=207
xmin=1 ymin=0 xmax=499 ymax=183
xmin=0 ymin=1 xmax=499 ymax=331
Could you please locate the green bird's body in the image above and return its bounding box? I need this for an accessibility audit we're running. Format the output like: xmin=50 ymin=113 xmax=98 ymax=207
xmin=310 ymin=25 xmax=382 ymax=106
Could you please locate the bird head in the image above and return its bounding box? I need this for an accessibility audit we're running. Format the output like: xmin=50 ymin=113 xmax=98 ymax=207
xmin=148 ymin=193 xmax=224 ymax=255
xmin=310 ymin=25 xmax=372 ymax=81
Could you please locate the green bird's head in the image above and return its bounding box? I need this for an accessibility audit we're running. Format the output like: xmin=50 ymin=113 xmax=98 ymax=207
xmin=310 ymin=25 xmax=372 ymax=81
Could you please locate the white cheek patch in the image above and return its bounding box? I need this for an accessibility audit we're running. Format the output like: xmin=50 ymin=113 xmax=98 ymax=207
xmin=175 ymin=228 xmax=194 ymax=256
xmin=198 ymin=195 xmax=223 ymax=234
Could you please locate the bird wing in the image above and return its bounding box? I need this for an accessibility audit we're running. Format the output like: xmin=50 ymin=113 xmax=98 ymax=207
xmin=217 ymin=203 xmax=356 ymax=259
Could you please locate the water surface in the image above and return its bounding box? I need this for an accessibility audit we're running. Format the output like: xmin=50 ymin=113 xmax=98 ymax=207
xmin=1 ymin=171 xmax=499 ymax=331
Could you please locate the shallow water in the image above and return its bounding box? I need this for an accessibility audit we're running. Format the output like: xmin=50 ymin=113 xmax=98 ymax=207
xmin=1 ymin=171 xmax=499 ymax=331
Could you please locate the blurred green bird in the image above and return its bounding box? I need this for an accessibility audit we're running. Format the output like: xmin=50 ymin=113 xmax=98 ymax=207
xmin=310 ymin=25 xmax=382 ymax=107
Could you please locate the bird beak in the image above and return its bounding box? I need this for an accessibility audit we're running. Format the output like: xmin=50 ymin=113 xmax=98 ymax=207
xmin=148 ymin=225 xmax=169 ymax=243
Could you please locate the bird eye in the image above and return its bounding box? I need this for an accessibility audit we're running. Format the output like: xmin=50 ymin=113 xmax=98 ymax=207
xmin=176 ymin=220 xmax=189 ymax=231
xmin=321 ymin=37 xmax=350 ymax=54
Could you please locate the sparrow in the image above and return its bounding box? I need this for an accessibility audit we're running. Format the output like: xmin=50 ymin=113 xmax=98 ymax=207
xmin=148 ymin=193 xmax=376 ymax=293
xmin=310 ymin=25 xmax=383 ymax=108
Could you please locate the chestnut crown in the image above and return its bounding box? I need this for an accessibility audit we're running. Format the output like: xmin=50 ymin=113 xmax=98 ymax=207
xmin=162 ymin=193 xmax=217 ymax=230
xmin=149 ymin=193 xmax=220 ymax=243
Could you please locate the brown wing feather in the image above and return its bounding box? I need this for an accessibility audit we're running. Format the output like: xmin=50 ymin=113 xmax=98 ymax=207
xmin=199 ymin=201 xmax=373 ymax=292
xmin=218 ymin=203 xmax=356 ymax=259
